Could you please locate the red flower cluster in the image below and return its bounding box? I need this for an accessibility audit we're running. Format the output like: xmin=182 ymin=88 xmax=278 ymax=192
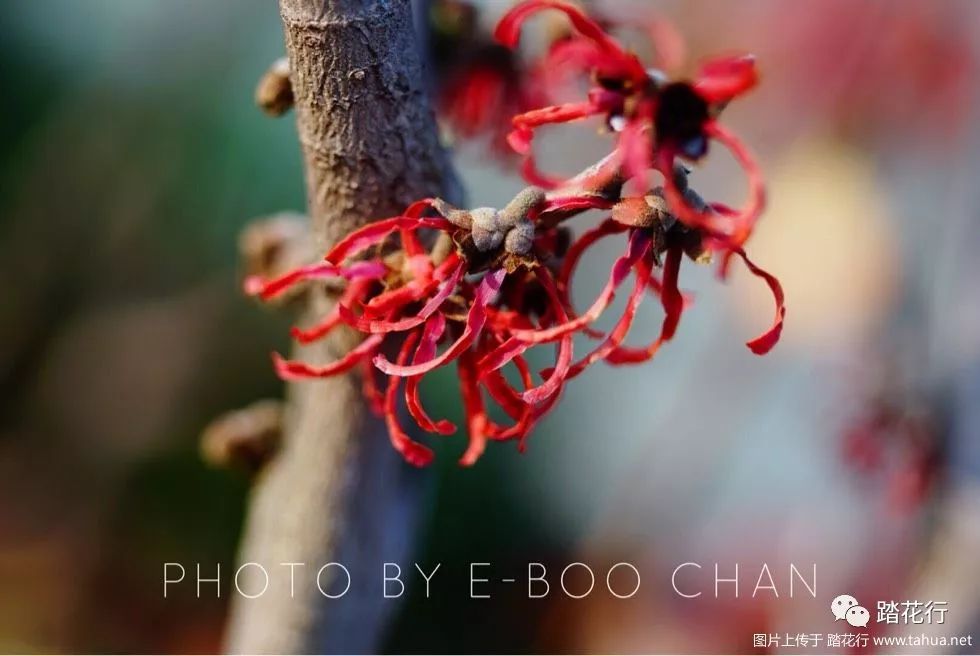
xmin=247 ymin=1 xmax=785 ymax=467
xmin=841 ymin=394 xmax=942 ymax=513
xmin=498 ymin=0 xmax=764 ymax=248
xmin=429 ymin=0 xmax=546 ymax=158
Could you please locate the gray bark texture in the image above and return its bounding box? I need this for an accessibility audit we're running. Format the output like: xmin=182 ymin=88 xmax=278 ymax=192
xmin=224 ymin=0 xmax=456 ymax=652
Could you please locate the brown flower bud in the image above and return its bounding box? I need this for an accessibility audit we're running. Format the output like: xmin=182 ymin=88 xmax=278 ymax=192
xmin=255 ymin=57 xmax=293 ymax=117
xmin=201 ymin=400 xmax=283 ymax=473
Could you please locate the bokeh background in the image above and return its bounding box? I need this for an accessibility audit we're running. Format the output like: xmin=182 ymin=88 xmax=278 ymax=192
xmin=2 ymin=0 xmax=979 ymax=653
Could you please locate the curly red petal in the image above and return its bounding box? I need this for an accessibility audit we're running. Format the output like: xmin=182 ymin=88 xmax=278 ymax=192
xmin=481 ymin=357 xmax=533 ymax=422
xmin=539 ymin=37 xmax=608 ymax=93
xmin=477 ymin=336 xmax=531 ymax=373
xmin=290 ymin=312 xmax=342 ymax=346
xmin=518 ymin=154 xmax=569 ymax=190
xmin=272 ymin=333 xmax=385 ymax=381
xmin=540 ymin=194 xmax=616 ymax=219
xmin=720 ymin=248 xmax=785 ymax=355
xmin=512 ymin=229 xmax=651 ymax=343
xmin=510 ymin=102 xmax=602 ymax=150
xmin=520 ymin=267 xmax=573 ymax=404
xmin=497 ymin=0 xmax=614 ymax=53
xmin=400 ymin=228 xmax=426 ymax=258
xmin=340 ymin=259 xmax=466 ymax=334
xmin=373 ymin=268 xmax=507 ymax=376
xmin=289 ymin=277 xmax=375 ymax=344
xmin=707 ymin=121 xmax=766 ymax=245
xmin=655 ymin=152 xmax=713 ymax=232
xmin=567 ymin=256 xmax=652 ymax=378
xmin=384 ymin=330 xmax=435 ymax=467
xmin=324 ymin=215 xmax=453 ymax=265
xmin=360 ymin=358 xmax=385 ymax=416
xmin=555 ymin=218 xmax=627 ymax=338
xmin=655 ymin=121 xmax=765 ymax=248
xmin=606 ymin=244 xmax=684 ymax=364
xmin=507 ymin=101 xmax=607 ymax=188
xmin=617 ymin=105 xmax=655 ymax=190
xmin=363 ymin=282 xmax=429 ymax=318
xmin=557 ymin=218 xmax=627 ymax=292
xmin=405 ymin=314 xmax=457 ymax=435
xmin=457 ymin=350 xmax=489 ymax=467
xmin=244 ymin=260 xmax=387 ymax=301
xmin=482 ymin=357 xmax=536 ymax=441
xmin=506 ymin=355 xmax=566 ymax=452
xmin=694 ymin=54 xmax=758 ymax=105
xmin=358 ymin=252 xmax=463 ymax=322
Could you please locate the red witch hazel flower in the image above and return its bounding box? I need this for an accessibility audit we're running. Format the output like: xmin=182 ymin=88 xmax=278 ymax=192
xmin=498 ymin=0 xmax=763 ymax=247
xmin=246 ymin=1 xmax=786 ymax=467
xmin=839 ymin=371 xmax=944 ymax=513
xmin=429 ymin=0 xmax=547 ymax=159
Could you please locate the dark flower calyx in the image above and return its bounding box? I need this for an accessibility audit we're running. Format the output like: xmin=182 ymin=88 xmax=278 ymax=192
xmin=655 ymin=82 xmax=710 ymax=158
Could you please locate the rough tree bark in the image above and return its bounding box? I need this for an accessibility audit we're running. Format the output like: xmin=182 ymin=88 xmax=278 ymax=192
xmin=225 ymin=0 xmax=457 ymax=652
